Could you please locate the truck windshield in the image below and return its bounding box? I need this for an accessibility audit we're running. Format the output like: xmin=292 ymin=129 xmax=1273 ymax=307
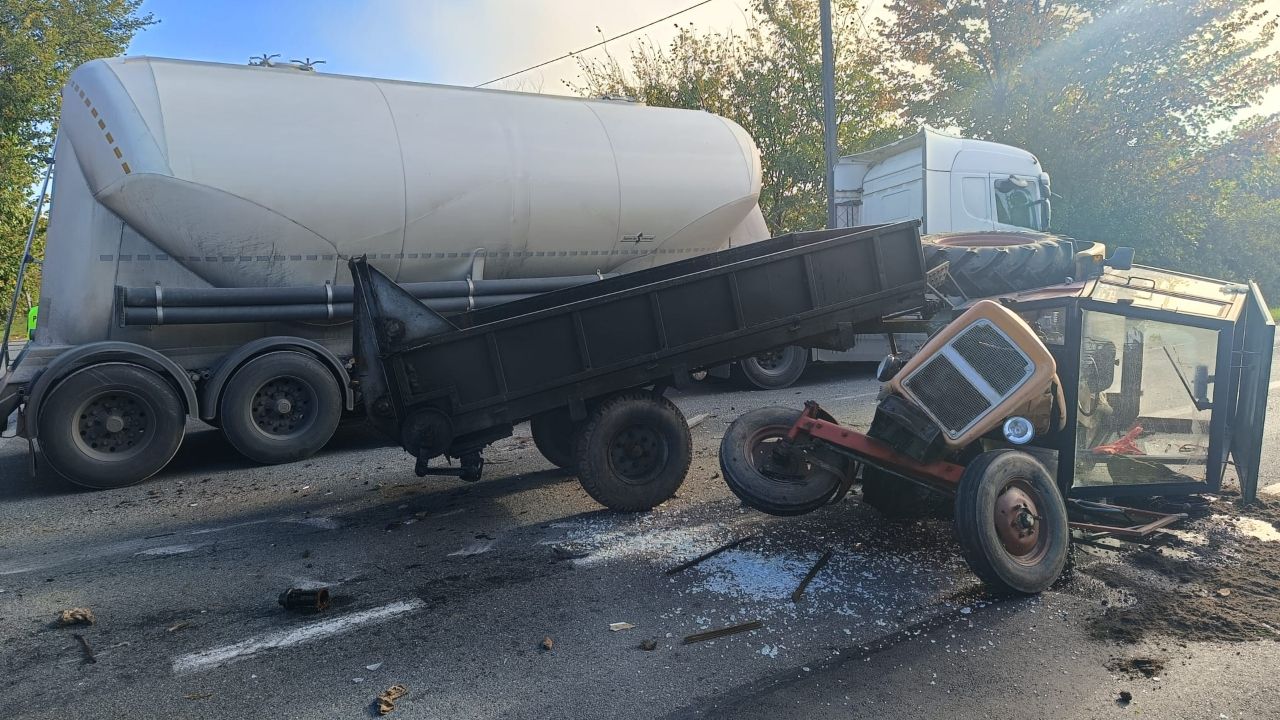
xmin=993 ymin=178 xmax=1039 ymax=230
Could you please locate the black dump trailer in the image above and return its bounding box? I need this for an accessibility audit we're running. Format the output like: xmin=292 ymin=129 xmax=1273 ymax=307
xmin=349 ymin=221 xmax=930 ymax=511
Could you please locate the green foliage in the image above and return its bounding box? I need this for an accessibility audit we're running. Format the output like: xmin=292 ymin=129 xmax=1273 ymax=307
xmin=1 ymin=0 xmax=154 ymax=339
xmin=879 ymin=0 xmax=1280 ymax=294
xmin=570 ymin=0 xmax=908 ymax=234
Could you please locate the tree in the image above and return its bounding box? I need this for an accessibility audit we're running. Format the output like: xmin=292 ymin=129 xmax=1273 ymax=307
xmin=880 ymin=0 xmax=1280 ymax=291
xmin=571 ymin=0 xmax=908 ymax=234
xmin=1 ymin=0 xmax=154 ymax=338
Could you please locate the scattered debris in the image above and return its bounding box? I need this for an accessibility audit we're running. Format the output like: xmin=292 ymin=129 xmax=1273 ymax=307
xmin=185 ymin=692 xmax=213 ymax=701
xmin=1105 ymin=657 xmax=1165 ymax=680
xmin=639 ymin=639 xmax=657 ymax=651
xmin=56 ymin=607 xmax=96 ymax=627
xmin=791 ymin=548 xmax=834 ymax=602
xmin=686 ymin=413 xmax=710 ymax=429
xmin=375 ymin=684 xmax=408 ymax=715
xmin=1216 ymin=588 xmax=1232 ymax=597
xmin=278 ymin=587 xmax=331 ymax=613
xmin=551 ymin=545 xmax=589 ymax=561
xmin=73 ymin=633 xmax=96 ymax=664
xmin=167 ymin=622 xmax=191 ymax=633
xmin=682 ymin=619 xmax=763 ymax=644
xmin=609 ymin=622 xmax=634 ymax=632
xmin=665 ymin=535 xmax=758 ymax=575
xmin=366 ymin=662 xmax=383 ymax=671
xmin=448 ymin=540 xmax=494 ymax=557
xmin=1117 ymin=690 xmax=1132 ymax=707
xmin=541 ymin=636 xmax=554 ymax=651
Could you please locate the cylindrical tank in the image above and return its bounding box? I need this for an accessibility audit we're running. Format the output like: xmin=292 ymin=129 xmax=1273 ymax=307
xmin=55 ymin=57 xmax=765 ymax=290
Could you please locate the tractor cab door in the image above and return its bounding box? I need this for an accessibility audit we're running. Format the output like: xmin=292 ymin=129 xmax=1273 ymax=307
xmin=1229 ymin=282 xmax=1274 ymax=502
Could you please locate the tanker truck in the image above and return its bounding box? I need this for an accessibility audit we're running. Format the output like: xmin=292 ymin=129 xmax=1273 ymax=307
xmin=0 ymin=56 xmax=770 ymax=489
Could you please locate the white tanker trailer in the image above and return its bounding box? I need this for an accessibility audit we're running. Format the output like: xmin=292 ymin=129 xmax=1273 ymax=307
xmin=0 ymin=56 xmax=770 ymax=488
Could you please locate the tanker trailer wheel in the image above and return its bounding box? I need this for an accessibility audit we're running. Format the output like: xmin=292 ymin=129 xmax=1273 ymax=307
xmin=530 ymin=408 xmax=580 ymax=471
xmin=574 ymin=392 xmax=692 ymax=511
xmin=733 ymin=346 xmax=808 ymax=390
xmin=719 ymin=407 xmax=848 ymax=516
xmin=37 ymin=363 xmax=185 ymax=489
xmin=218 ymin=351 xmax=342 ymax=465
xmin=953 ymin=450 xmax=1069 ymax=595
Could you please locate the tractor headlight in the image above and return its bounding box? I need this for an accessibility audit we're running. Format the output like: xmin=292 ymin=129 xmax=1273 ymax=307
xmin=876 ymin=353 xmax=906 ymax=382
xmin=1002 ymin=416 xmax=1035 ymax=445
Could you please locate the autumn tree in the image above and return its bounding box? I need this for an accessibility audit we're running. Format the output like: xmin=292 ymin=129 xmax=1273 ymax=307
xmin=571 ymin=0 xmax=907 ymax=234
xmin=1 ymin=0 xmax=154 ymax=338
xmin=880 ymin=0 xmax=1280 ymax=291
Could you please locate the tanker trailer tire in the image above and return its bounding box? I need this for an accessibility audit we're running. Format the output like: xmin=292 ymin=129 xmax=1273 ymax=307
xmin=530 ymin=408 xmax=580 ymax=471
xmin=922 ymin=233 xmax=1075 ymax=298
xmin=733 ymin=346 xmax=808 ymax=390
xmin=574 ymin=392 xmax=692 ymax=512
xmin=218 ymin=351 xmax=342 ymax=465
xmin=719 ymin=407 xmax=849 ymax=516
xmin=37 ymin=363 xmax=186 ymax=490
xmin=953 ymin=450 xmax=1070 ymax=595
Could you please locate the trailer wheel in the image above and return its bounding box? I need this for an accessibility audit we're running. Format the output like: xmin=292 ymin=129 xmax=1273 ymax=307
xmin=733 ymin=346 xmax=808 ymax=390
xmin=953 ymin=450 xmax=1069 ymax=595
xmin=530 ymin=408 xmax=580 ymax=471
xmin=218 ymin=351 xmax=342 ymax=465
xmin=574 ymin=392 xmax=691 ymax=511
xmin=37 ymin=363 xmax=185 ymax=489
xmin=719 ymin=406 xmax=847 ymax=516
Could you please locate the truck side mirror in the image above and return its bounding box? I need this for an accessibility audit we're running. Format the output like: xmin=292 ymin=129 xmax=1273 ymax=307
xmin=1105 ymin=247 xmax=1135 ymax=271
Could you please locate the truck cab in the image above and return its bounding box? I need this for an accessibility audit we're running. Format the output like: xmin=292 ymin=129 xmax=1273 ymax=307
xmin=835 ymin=127 xmax=1051 ymax=234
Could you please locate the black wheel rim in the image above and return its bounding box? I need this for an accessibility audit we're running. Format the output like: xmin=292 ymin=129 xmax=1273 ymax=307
xmin=607 ymin=424 xmax=668 ymax=485
xmin=249 ymin=375 xmax=318 ymax=440
xmin=749 ymin=349 xmax=791 ymax=376
xmin=73 ymin=390 xmax=157 ymax=462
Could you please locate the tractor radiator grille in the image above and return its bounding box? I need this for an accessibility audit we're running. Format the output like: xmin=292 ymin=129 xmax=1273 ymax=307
xmin=902 ymin=320 xmax=1035 ymax=439
xmin=903 ymin=355 xmax=991 ymax=435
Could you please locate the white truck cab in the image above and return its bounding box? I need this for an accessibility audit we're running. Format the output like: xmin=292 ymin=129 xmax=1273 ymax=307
xmin=835 ymin=127 xmax=1051 ymax=234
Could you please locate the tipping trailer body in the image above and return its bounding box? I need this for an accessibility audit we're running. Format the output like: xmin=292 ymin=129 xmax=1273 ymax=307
xmin=350 ymin=222 xmax=929 ymax=507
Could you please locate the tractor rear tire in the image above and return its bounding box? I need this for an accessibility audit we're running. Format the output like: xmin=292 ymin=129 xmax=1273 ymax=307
xmin=922 ymin=232 xmax=1075 ymax=298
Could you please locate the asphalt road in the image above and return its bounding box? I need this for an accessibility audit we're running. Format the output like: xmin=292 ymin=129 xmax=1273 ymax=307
xmin=1 ymin=360 xmax=1278 ymax=719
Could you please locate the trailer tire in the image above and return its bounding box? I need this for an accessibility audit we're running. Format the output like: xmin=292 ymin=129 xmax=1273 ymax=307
xmin=719 ymin=406 xmax=847 ymax=516
xmin=922 ymin=233 xmax=1074 ymax=298
xmin=218 ymin=351 xmax=342 ymax=465
xmin=574 ymin=392 xmax=691 ymax=511
xmin=38 ymin=363 xmax=185 ymax=489
xmin=733 ymin=346 xmax=808 ymax=390
xmin=953 ymin=450 xmax=1069 ymax=595
xmin=530 ymin=408 xmax=580 ymax=471
xmin=860 ymin=466 xmax=952 ymax=520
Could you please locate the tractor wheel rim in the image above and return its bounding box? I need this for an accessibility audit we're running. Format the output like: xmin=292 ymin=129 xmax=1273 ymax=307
xmin=608 ymin=424 xmax=667 ymax=485
xmin=994 ymin=479 xmax=1049 ymax=563
xmin=250 ymin=375 xmax=317 ymax=440
xmin=73 ymin=390 xmax=156 ymax=462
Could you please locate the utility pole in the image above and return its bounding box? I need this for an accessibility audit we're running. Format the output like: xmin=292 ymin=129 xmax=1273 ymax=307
xmin=819 ymin=0 xmax=838 ymax=229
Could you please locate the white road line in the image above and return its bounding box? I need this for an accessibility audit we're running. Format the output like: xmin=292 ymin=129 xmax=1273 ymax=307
xmin=172 ymin=598 xmax=426 ymax=674
xmin=832 ymin=390 xmax=879 ymax=402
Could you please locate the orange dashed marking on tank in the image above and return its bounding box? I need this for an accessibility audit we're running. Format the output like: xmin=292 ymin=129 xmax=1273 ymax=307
xmin=113 ymin=147 xmax=123 ymax=159
xmin=91 ymin=108 xmax=98 ymax=118
xmin=99 ymin=120 xmax=107 ymax=131
xmin=121 ymin=162 xmax=132 ymax=174
xmin=84 ymin=98 xmax=91 ymax=107
xmin=78 ymin=89 xmax=85 ymax=98
xmin=105 ymin=132 xmax=113 ymax=143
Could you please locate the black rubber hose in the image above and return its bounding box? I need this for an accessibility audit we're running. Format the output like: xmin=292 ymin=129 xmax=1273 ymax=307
xmin=119 ymin=275 xmax=606 ymax=307
xmin=120 ymin=293 xmax=535 ymax=325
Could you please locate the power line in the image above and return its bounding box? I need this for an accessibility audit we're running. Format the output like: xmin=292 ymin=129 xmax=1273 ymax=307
xmin=474 ymin=0 xmax=716 ymax=88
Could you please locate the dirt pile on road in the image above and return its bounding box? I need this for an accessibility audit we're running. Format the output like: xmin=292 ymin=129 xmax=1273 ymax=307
xmin=1085 ymin=499 xmax=1280 ymax=644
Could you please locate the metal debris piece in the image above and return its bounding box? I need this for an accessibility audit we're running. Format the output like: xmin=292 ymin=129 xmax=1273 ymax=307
xmin=185 ymin=692 xmax=213 ymax=700
xmin=541 ymin=635 xmax=554 ymax=651
xmin=1116 ymin=690 xmax=1132 ymax=707
xmin=639 ymin=639 xmax=657 ymax=651
xmin=278 ymin=587 xmax=331 ymax=613
xmin=682 ymin=620 xmax=764 ymax=644
xmin=167 ymin=622 xmax=190 ymax=633
xmin=366 ymin=662 xmax=384 ymax=671
xmin=376 ymin=684 xmax=408 ymax=715
xmin=73 ymin=633 xmax=96 ymax=664
xmin=56 ymin=607 xmax=96 ymax=626
xmin=686 ymin=413 xmax=710 ymax=429
xmin=551 ymin=545 xmax=590 ymax=561
xmin=791 ymin=548 xmax=834 ymax=602
xmin=665 ymin=536 xmax=758 ymax=575
xmin=1216 ymin=588 xmax=1232 ymax=597
xmin=609 ymin=622 xmax=634 ymax=632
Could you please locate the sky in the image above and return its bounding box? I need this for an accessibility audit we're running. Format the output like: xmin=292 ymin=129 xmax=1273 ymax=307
xmin=128 ymin=0 xmax=1278 ymax=123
